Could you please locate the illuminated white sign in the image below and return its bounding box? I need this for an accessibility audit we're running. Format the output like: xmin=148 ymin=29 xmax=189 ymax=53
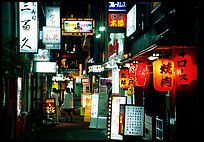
xmin=33 ymin=49 xmax=50 ymax=61
xmin=91 ymin=94 xmax=99 ymax=118
xmin=45 ymin=43 xmax=61 ymax=49
xmin=108 ymin=2 xmax=126 ymax=11
xmin=88 ymin=65 xmax=104 ymax=74
xmin=33 ymin=62 xmax=56 ymax=73
xmin=111 ymin=96 xmax=126 ymax=140
xmin=46 ymin=6 xmax=60 ymax=27
xmin=42 ymin=26 xmax=61 ymax=44
xmin=124 ymin=105 xmax=144 ymax=136
xmin=19 ymin=2 xmax=38 ymax=53
xmin=126 ymin=4 xmax=136 ymax=37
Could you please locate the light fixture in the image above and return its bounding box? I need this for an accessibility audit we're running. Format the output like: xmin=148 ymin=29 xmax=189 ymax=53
xmin=96 ymin=33 xmax=101 ymax=38
xmin=99 ymin=26 xmax=105 ymax=32
xmin=148 ymin=53 xmax=159 ymax=60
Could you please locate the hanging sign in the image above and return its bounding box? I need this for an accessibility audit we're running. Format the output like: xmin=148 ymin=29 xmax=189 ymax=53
xmin=19 ymin=2 xmax=38 ymax=53
xmin=119 ymin=68 xmax=129 ymax=89
xmin=153 ymin=59 xmax=175 ymax=91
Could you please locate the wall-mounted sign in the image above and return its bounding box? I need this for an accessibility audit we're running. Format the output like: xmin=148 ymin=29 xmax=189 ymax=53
xmin=45 ymin=43 xmax=61 ymax=50
xmin=108 ymin=2 xmax=126 ymax=11
xmin=82 ymin=77 xmax=89 ymax=85
xmin=62 ymin=18 xmax=95 ymax=36
xmin=33 ymin=62 xmax=56 ymax=73
xmin=45 ymin=6 xmax=60 ymax=27
xmin=19 ymin=2 xmax=38 ymax=53
xmin=108 ymin=13 xmax=126 ymax=28
xmin=124 ymin=105 xmax=144 ymax=136
xmin=42 ymin=26 xmax=61 ymax=44
xmin=87 ymin=63 xmax=104 ymax=75
xmin=58 ymin=53 xmax=78 ymax=70
xmin=126 ymin=4 xmax=136 ymax=37
xmin=33 ymin=49 xmax=50 ymax=61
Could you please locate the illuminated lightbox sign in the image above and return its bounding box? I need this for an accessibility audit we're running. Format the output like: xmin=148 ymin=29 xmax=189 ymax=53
xmin=45 ymin=43 xmax=61 ymax=50
xmin=110 ymin=96 xmax=126 ymax=140
xmin=19 ymin=2 xmax=38 ymax=53
xmin=108 ymin=2 xmax=126 ymax=11
xmin=42 ymin=26 xmax=61 ymax=44
xmin=62 ymin=18 xmax=95 ymax=36
xmin=87 ymin=63 xmax=104 ymax=75
xmin=45 ymin=6 xmax=60 ymax=27
xmin=33 ymin=49 xmax=50 ymax=61
xmin=108 ymin=13 xmax=126 ymax=28
xmin=33 ymin=62 xmax=56 ymax=73
xmin=126 ymin=4 xmax=136 ymax=37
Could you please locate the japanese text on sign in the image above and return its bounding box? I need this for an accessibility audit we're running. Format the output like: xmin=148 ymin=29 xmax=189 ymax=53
xmin=19 ymin=2 xmax=38 ymax=53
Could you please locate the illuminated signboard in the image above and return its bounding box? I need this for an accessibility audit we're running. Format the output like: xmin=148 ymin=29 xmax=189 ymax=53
xmin=19 ymin=2 xmax=38 ymax=53
xmin=108 ymin=2 xmax=126 ymax=11
xmin=45 ymin=98 xmax=56 ymax=114
xmin=110 ymin=96 xmax=126 ymax=140
xmin=33 ymin=49 xmax=50 ymax=62
xmin=62 ymin=18 xmax=95 ymax=36
xmin=42 ymin=26 xmax=61 ymax=44
xmin=45 ymin=6 xmax=60 ymax=27
xmin=126 ymin=4 xmax=136 ymax=37
xmin=108 ymin=13 xmax=126 ymax=28
xmin=33 ymin=62 xmax=56 ymax=73
xmin=58 ymin=53 xmax=78 ymax=70
xmin=87 ymin=63 xmax=105 ymax=75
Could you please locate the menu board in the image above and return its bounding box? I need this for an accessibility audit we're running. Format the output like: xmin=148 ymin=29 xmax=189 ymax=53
xmin=124 ymin=105 xmax=144 ymax=136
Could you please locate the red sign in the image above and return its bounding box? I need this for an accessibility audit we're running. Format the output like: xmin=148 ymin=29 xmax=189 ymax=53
xmin=153 ymin=59 xmax=175 ymax=91
xmin=108 ymin=13 xmax=126 ymax=28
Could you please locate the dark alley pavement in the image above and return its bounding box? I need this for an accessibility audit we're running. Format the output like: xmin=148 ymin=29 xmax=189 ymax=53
xmin=23 ymin=115 xmax=109 ymax=141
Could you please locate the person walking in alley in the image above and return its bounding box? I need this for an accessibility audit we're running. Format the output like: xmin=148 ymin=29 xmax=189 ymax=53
xmin=61 ymin=87 xmax=74 ymax=122
xmin=106 ymin=82 xmax=112 ymax=98
xmin=51 ymin=88 xmax=61 ymax=123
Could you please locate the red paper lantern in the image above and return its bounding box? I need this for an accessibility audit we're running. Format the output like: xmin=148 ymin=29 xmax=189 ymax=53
xmin=153 ymin=59 xmax=175 ymax=91
xmin=135 ymin=62 xmax=148 ymax=87
xmin=119 ymin=68 xmax=129 ymax=89
xmin=129 ymin=64 xmax=137 ymax=86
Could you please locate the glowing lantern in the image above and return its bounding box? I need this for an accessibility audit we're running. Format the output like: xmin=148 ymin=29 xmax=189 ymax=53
xmin=174 ymin=54 xmax=197 ymax=86
xmin=153 ymin=59 xmax=175 ymax=91
xmin=129 ymin=64 xmax=137 ymax=86
xmin=119 ymin=68 xmax=129 ymax=89
xmin=135 ymin=62 xmax=148 ymax=87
